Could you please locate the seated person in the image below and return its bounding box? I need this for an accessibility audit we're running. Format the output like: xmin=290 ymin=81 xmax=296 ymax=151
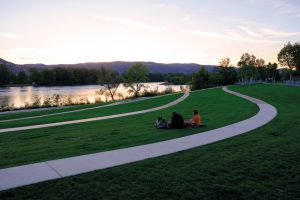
xmin=185 ymin=110 xmax=202 ymax=126
xmin=169 ymin=112 xmax=185 ymax=129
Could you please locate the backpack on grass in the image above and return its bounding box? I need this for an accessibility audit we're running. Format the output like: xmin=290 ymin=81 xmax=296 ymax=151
xmin=155 ymin=117 xmax=169 ymax=129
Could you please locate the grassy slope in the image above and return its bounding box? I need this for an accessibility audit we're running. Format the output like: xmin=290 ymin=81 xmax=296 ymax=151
xmin=0 ymin=94 xmax=181 ymax=128
xmin=1 ymin=84 xmax=299 ymax=200
xmin=0 ymin=88 xmax=258 ymax=169
xmin=0 ymin=101 xmax=112 ymax=121
xmin=0 ymin=93 xmax=180 ymax=121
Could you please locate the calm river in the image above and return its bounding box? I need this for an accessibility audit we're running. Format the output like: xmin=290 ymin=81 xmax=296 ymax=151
xmin=0 ymin=83 xmax=188 ymax=108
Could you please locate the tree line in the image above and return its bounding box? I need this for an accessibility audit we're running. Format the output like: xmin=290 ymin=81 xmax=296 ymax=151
xmin=191 ymin=41 xmax=300 ymax=90
xmin=1 ymin=41 xmax=299 ymax=93
xmin=0 ymin=67 xmax=99 ymax=86
xmin=0 ymin=65 xmax=190 ymax=86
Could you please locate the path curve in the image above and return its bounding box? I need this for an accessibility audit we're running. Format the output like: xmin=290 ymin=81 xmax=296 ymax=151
xmin=0 ymin=87 xmax=277 ymax=191
xmin=0 ymin=92 xmax=189 ymax=133
xmin=0 ymin=93 xmax=180 ymax=122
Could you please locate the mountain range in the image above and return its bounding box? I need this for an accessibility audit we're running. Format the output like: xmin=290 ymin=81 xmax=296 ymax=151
xmin=0 ymin=58 xmax=217 ymax=74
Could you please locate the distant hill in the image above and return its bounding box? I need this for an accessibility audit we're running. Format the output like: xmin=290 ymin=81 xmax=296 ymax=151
xmin=0 ymin=58 xmax=23 ymax=74
xmin=0 ymin=58 xmax=217 ymax=74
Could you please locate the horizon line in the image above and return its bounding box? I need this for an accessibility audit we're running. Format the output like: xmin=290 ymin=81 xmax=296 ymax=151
xmin=1 ymin=57 xmax=219 ymax=66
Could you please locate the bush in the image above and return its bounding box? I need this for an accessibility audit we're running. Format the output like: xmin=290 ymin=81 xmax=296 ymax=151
xmin=32 ymin=97 xmax=42 ymax=108
xmin=164 ymin=87 xmax=173 ymax=94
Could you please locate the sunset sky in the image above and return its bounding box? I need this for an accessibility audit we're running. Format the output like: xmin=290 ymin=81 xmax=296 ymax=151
xmin=0 ymin=0 xmax=300 ymax=66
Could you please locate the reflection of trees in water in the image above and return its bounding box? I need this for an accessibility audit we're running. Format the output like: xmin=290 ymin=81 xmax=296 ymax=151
xmin=0 ymin=96 xmax=10 ymax=106
xmin=0 ymin=83 xmax=188 ymax=111
xmin=1 ymin=94 xmax=92 ymax=111
xmin=95 ymin=89 xmax=124 ymax=102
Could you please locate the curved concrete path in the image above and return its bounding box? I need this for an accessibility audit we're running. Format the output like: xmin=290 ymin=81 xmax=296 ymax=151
xmin=0 ymin=92 xmax=189 ymax=133
xmin=0 ymin=102 xmax=120 ymax=122
xmin=0 ymin=87 xmax=277 ymax=191
xmin=0 ymin=93 xmax=180 ymax=123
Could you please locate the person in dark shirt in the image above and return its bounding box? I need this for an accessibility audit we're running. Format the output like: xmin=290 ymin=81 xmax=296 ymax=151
xmin=170 ymin=112 xmax=185 ymax=129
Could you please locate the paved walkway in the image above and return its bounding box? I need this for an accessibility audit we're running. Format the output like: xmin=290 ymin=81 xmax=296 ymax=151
xmin=0 ymin=87 xmax=277 ymax=191
xmin=0 ymin=92 xmax=189 ymax=133
xmin=0 ymin=102 xmax=120 ymax=122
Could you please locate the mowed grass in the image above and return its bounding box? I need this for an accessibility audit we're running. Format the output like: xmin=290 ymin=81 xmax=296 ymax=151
xmin=0 ymin=101 xmax=112 ymax=121
xmin=0 ymin=88 xmax=258 ymax=169
xmin=0 ymin=84 xmax=299 ymax=200
xmin=0 ymin=93 xmax=182 ymax=128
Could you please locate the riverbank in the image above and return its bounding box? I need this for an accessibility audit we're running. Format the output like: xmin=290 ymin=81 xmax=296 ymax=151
xmin=0 ymin=83 xmax=188 ymax=112
xmin=0 ymin=90 xmax=184 ymax=113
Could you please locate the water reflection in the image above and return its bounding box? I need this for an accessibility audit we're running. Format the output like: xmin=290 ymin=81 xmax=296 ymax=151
xmin=0 ymin=83 xmax=188 ymax=108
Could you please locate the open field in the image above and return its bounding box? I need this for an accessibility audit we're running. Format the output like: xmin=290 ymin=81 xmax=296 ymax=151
xmin=0 ymin=84 xmax=298 ymax=199
xmin=0 ymin=88 xmax=258 ymax=169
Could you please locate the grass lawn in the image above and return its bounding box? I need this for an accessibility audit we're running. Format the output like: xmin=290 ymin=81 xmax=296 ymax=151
xmin=0 ymin=88 xmax=258 ymax=169
xmin=0 ymin=93 xmax=182 ymax=128
xmin=0 ymin=84 xmax=299 ymax=199
xmin=0 ymin=101 xmax=112 ymax=121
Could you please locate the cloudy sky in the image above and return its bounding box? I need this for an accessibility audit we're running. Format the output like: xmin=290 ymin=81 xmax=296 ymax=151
xmin=0 ymin=0 xmax=299 ymax=65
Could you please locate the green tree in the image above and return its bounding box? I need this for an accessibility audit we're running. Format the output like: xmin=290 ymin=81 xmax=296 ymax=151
xmin=124 ymin=63 xmax=149 ymax=98
xmin=217 ymin=58 xmax=237 ymax=85
xmin=191 ymin=66 xmax=209 ymax=90
xmin=17 ymin=70 xmax=28 ymax=84
xmin=29 ymin=68 xmax=42 ymax=84
xmin=265 ymin=62 xmax=278 ymax=82
xmin=41 ymin=69 xmax=55 ymax=85
xmin=278 ymin=42 xmax=300 ymax=80
xmin=295 ymin=43 xmax=300 ymax=71
xmin=53 ymin=67 xmax=73 ymax=85
xmin=71 ymin=69 xmax=82 ymax=84
xmin=0 ymin=64 xmax=10 ymax=85
xmin=255 ymin=58 xmax=266 ymax=81
xmin=280 ymin=68 xmax=291 ymax=81
xmin=238 ymin=53 xmax=256 ymax=67
xmin=97 ymin=67 xmax=121 ymax=101
xmin=208 ymin=72 xmax=222 ymax=87
xmin=219 ymin=57 xmax=231 ymax=68
xmin=148 ymin=73 xmax=190 ymax=85
xmin=9 ymin=73 xmax=17 ymax=84
xmin=237 ymin=53 xmax=258 ymax=82
xmin=218 ymin=67 xmax=237 ymax=85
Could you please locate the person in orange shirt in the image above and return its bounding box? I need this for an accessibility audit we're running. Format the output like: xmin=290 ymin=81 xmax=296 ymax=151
xmin=185 ymin=110 xmax=202 ymax=126
xmin=192 ymin=110 xmax=201 ymax=125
